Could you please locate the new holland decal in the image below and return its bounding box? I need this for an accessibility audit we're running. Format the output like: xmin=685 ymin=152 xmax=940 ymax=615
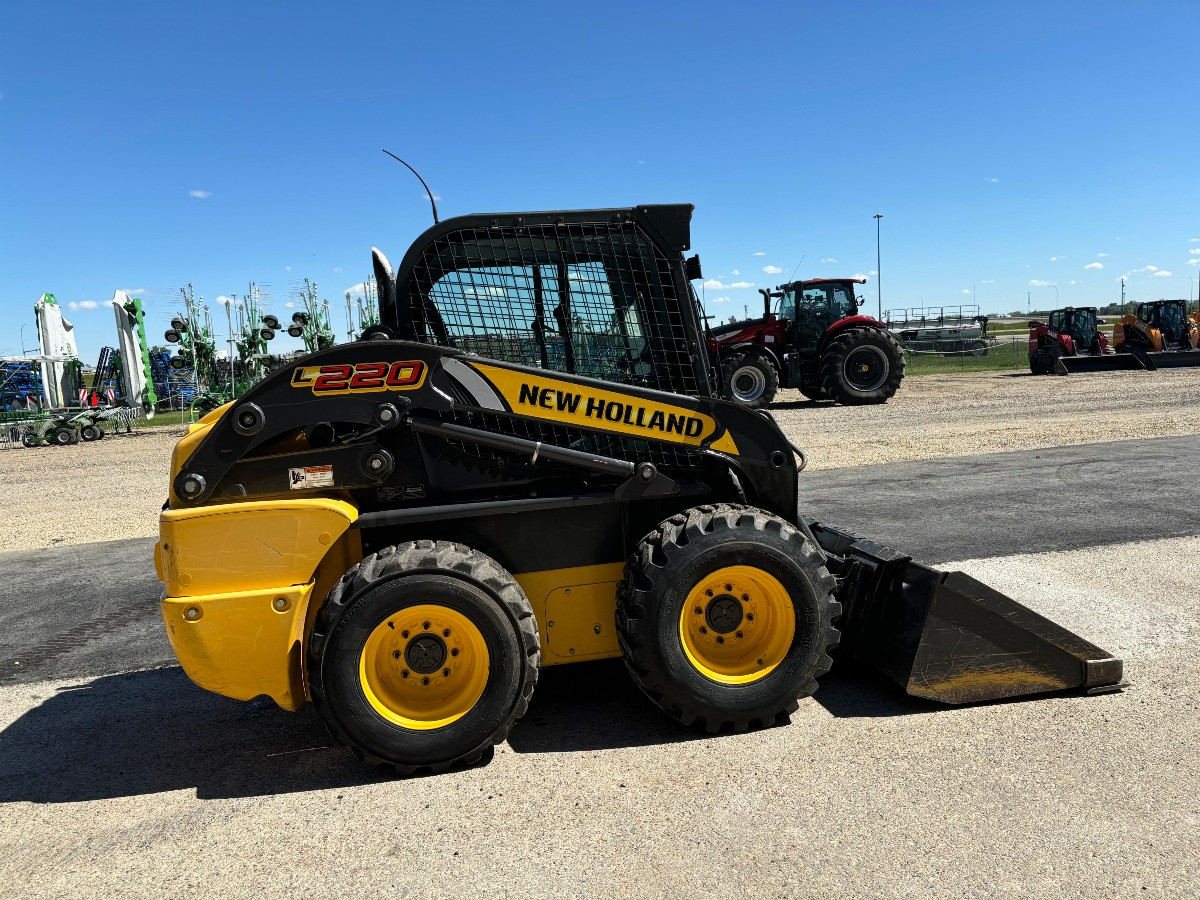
xmin=290 ymin=360 xmax=427 ymax=395
xmin=466 ymin=362 xmax=739 ymax=454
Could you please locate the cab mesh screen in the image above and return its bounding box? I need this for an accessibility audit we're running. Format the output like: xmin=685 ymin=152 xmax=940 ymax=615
xmin=401 ymin=221 xmax=699 ymax=395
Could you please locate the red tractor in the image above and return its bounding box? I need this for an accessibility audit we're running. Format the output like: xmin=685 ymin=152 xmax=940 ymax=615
xmin=709 ymin=277 xmax=905 ymax=407
xmin=1027 ymin=306 xmax=1108 ymax=374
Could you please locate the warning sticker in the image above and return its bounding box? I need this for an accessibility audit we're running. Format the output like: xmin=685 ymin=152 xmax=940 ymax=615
xmin=289 ymin=465 xmax=334 ymax=489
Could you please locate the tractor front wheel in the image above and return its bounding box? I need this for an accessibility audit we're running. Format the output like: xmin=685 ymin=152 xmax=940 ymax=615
xmin=308 ymin=541 xmax=539 ymax=774
xmin=819 ymin=328 xmax=905 ymax=405
xmin=722 ymin=353 xmax=779 ymax=408
xmin=616 ymin=504 xmax=840 ymax=733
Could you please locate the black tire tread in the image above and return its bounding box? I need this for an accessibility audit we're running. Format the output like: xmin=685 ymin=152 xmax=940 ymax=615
xmin=722 ymin=352 xmax=779 ymax=408
xmin=615 ymin=503 xmax=840 ymax=733
xmin=307 ymin=539 xmax=539 ymax=775
xmin=819 ymin=328 xmax=905 ymax=405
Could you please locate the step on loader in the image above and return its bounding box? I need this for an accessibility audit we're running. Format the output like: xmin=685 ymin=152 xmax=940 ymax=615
xmin=1056 ymin=299 xmax=1200 ymax=374
xmin=156 ymin=204 xmax=1123 ymax=774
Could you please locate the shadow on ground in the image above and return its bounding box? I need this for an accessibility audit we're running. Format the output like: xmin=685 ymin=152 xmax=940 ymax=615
xmin=0 ymin=659 xmax=940 ymax=804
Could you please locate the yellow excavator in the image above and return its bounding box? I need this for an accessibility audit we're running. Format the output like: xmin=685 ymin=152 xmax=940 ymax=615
xmin=156 ymin=204 xmax=1124 ymax=774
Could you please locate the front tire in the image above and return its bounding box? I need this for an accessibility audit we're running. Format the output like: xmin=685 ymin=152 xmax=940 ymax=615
xmin=819 ymin=329 xmax=905 ymax=405
xmin=616 ymin=504 xmax=840 ymax=733
xmin=308 ymin=541 xmax=539 ymax=774
xmin=722 ymin=353 xmax=779 ymax=408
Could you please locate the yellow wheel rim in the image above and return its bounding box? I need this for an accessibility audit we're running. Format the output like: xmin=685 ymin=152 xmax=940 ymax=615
xmin=358 ymin=604 xmax=490 ymax=731
xmin=679 ymin=565 xmax=795 ymax=685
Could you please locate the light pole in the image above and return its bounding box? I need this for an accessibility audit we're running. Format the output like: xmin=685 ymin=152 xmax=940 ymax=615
xmin=873 ymin=213 xmax=883 ymax=320
xmin=1181 ymin=274 xmax=1195 ymax=311
xmin=20 ymin=323 xmax=29 ymax=356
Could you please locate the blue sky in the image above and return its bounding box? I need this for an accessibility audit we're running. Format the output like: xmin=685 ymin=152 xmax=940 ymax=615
xmin=2 ymin=1 xmax=1197 ymax=361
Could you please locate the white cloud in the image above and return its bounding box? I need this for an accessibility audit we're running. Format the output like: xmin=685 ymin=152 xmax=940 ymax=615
xmin=985 ymin=177 xmax=1000 ymax=183
xmin=333 ymin=266 xmax=343 ymax=273
xmin=285 ymin=266 xmax=292 ymax=272
xmin=1049 ymin=256 xmax=1064 ymax=262
xmin=1190 ymin=238 xmax=1200 ymax=242
xmin=121 ymin=287 xmax=147 ymax=295
xmin=283 ymin=301 xmax=297 ymax=309
xmin=67 ymin=300 xmax=99 ymax=311
xmin=344 ymin=282 xmax=368 ymax=297
xmin=1189 ymin=249 xmax=1200 ymax=256
xmin=981 ymin=279 xmax=995 ymax=284
xmin=188 ymin=189 xmax=212 ymax=199
xmin=1068 ymin=280 xmax=1080 ymax=285
xmin=1189 ymin=259 xmax=1200 ymax=267
xmin=1084 ymin=262 xmax=1104 ymax=270
xmin=960 ymin=289 xmax=971 ymax=295
xmin=214 ymin=295 xmax=238 ymax=306
xmin=868 ymin=270 xmax=878 ymax=276
xmin=762 ymin=265 xmax=784 ymax=275
xmin=1141 ymin=266 xmax=1159 ymax=272
xmin=710 ymin=296 xmax=730 ymax=303
xmin=727 ymin=281 xmax=755 ymax=289
xmin=703 ymin=278 xmax=725 ymax=290
xmin=853 ymin=273 xmax=870 ymax=281
xmin=821 ymin=258 xmax=838 ymax=264
xmin=1028 ymin=279 xmax=1055 ymax=287
xmin=730 ymin=269 xmax=741 ymax=276
xmin=1097 ymin=252 xmax=1109 ymax=257
xmin=1153 ymin=270 xmax=1172 ymax=277
xmin=753 ymin=252 xmax=766 ymax=256
xmin=637 ymin=160 xmax=646 ymax=166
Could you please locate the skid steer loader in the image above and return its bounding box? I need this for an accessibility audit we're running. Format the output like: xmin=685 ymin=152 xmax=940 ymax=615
xmin=156 ymin=204 xmax=1123 ymax=774
xmin=1056 ymin=299 xmax=1200 ymax=373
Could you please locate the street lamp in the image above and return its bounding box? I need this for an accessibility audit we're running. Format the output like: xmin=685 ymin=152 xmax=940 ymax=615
xmin=1180 ymin=274 xmax=1195 ymax=311
xmin=873 ymin=213 xmax=883 ymax=320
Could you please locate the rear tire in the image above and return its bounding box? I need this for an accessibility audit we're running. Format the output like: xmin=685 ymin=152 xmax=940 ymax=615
xmin=799 ymin=386 xmax=828 ymax=402
xmin=308 ymin=540 xmax=539 ymax=774
xmin=616 ymin=504 xmax=840 ymax=733
xmin=819 ymin=328 xmax=905 ymax=405
xmin=722 ymin=353 xmax=779 ymax=408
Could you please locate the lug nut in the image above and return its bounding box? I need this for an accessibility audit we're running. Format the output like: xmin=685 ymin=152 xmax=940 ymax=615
xmin=705 ymin=589 xmax=713 ymax=597
xmin=747 ymin=613 xmax=754 ymax=622
xmin=716 ymin=636 xmax=725 ymax=644
xmin=423 ymin=621 xmax=430 ymax=630
xmin=757 ymin=658 xmax=764 ymax=666
xmin=725 ymin=584 xmax=732 ymax=591
xmin=742 ymin=594 xmax=749 ymax=602
xmin=694 ymin=606 xmax=703 ymax=615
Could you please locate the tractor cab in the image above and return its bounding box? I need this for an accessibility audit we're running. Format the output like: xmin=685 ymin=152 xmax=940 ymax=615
xmin=1047 ymin=307 xmax=1102 ymax=354
xmin=778 ymin=278 xmax=865 ymax=351
xmin=1137 ymin=300 xmax=1193 ymax=349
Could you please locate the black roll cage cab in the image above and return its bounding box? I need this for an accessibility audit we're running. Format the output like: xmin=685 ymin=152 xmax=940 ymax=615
xmin=373 ymin=204 xmax=715 ymax=398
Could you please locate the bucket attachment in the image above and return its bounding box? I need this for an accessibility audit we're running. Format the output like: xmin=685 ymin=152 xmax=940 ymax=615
xmin=805 ymin=520 xmax=1124 ymax=704
xmin=1055 ymin=350 xmax=1150 ymax=375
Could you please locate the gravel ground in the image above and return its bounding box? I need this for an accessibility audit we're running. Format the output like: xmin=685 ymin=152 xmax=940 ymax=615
xmin=1 ymin=536 xmax=1195 ymax=898
xmin=1 ymin=368 xmax=1198 ymax=552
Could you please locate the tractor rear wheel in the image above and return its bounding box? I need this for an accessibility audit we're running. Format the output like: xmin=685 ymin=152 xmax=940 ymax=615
xmin=308 ymin=540 xmax=539 ymax=774
xmin=722 ymin=353 xmax=778 ymax=408
xmin=799 ymin=386 xmax=828 ymax=402
xmin=616 ymin=504 xmax=840 ymax=733
xmin=819 ymin=328 xmax=904 ymax=405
